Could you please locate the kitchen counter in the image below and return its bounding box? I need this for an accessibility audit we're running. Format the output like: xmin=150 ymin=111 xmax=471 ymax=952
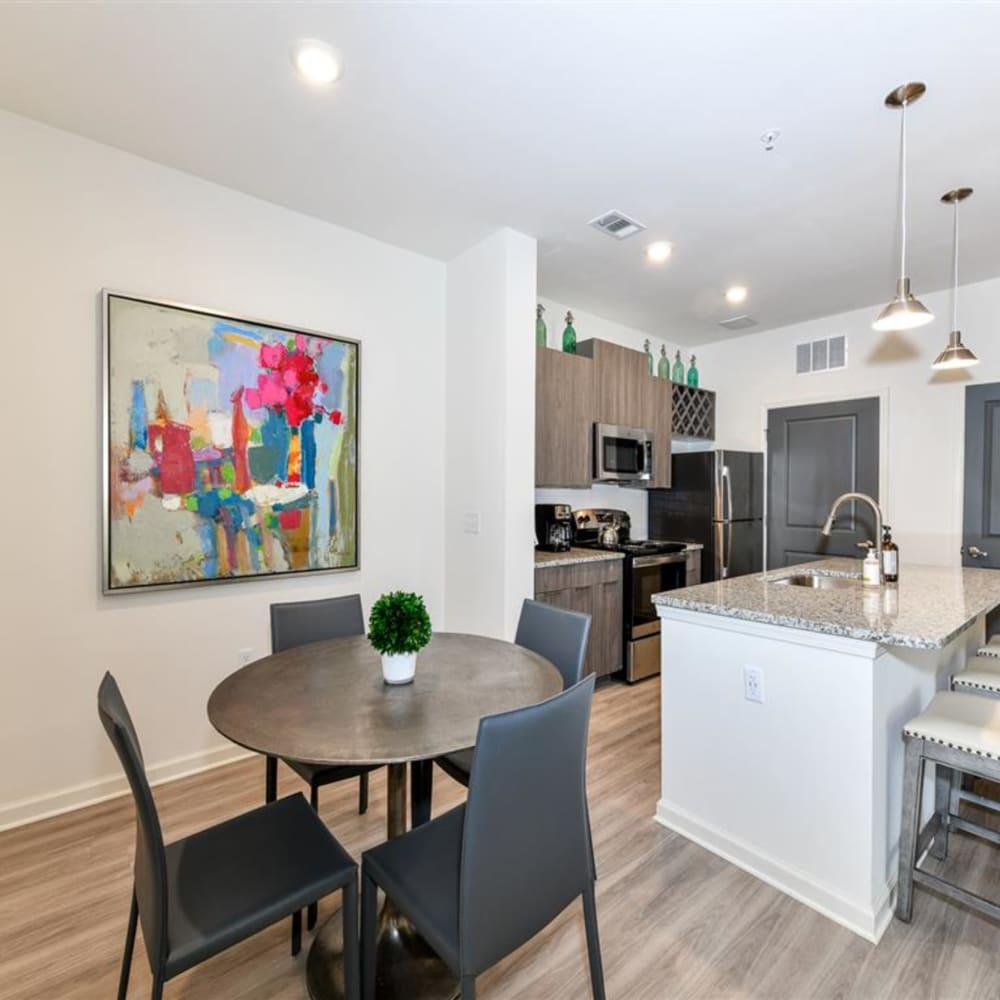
xmin=652 ymin=557 xmax=1000 ymax=650
xmin=653 ymin=556 xmax=999 ymax=944
xmin=534 ymin=547 xmax=625 ymax=569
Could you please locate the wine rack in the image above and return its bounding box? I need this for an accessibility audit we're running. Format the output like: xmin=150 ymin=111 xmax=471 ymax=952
xmin=671 ymin=383 xmax=715 ymax=440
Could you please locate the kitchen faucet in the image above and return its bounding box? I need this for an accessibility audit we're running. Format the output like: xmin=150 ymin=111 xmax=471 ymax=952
xmin=821 ymin=492 xmax=885 ymax=584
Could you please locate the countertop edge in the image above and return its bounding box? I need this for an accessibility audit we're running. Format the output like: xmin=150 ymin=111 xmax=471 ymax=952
xmin=655 ymin=596 xmax=946 ymax=650
xmin=534 ymin=548 xmax=626 ymax=569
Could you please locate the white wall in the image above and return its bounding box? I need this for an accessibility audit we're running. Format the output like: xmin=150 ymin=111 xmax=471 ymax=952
xmin=697 ymin=277 xmax=1000 ymax=565
xmin=0 ymin=111 xmax=448 ymax=828
xmin=445 ymin=230 xmax=537 ymax=638
xmin=535 ymin=296 xmax=707 ymax=540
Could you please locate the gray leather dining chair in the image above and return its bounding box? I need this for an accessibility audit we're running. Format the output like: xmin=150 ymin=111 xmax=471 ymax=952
xmin=268 ymin=594 xmax=381 ymax=931
xmin=99 ymin=673 xmax=359 ymax=1000
xmin=361 ymin=675 xmax=604 ymax=1000
xmin=267 ymin=594 xmax=377 ymax=813
xmin=411 ymin=600 xmax=591 ymax=824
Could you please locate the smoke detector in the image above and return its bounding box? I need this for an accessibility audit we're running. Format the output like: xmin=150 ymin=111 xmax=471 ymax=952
xmin=588 ymin=210 xmax=647 ymax=240
xmin=718 ymin=315 xmax=758 ymax=331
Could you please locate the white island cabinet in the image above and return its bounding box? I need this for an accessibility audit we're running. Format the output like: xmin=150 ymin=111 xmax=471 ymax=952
xmin=653 ymin=559 xmax=1000 ymax=943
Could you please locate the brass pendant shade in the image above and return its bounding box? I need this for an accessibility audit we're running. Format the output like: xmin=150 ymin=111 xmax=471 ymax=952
xmin=931 ymin=187 xmax=978 ymax=371
xmin=874 ymin=82 xmax=933 ymax=332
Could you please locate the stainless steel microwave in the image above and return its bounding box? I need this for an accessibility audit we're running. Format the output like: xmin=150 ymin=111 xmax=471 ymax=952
xmin=593 ymin=423 xmax=654 ymax=483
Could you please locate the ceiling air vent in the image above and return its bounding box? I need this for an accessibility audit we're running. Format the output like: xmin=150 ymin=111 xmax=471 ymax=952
xmin=588 ymin=210 xmax=646 ymax=240
xmin=718 ymin=315 xmax=758 ymax=331
xmin=797 ymin=335 xmax=847 ymax=374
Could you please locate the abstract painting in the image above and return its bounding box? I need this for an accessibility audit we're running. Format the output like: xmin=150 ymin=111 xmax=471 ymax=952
xmin=104 ymin=292 xmax=358 ymax=592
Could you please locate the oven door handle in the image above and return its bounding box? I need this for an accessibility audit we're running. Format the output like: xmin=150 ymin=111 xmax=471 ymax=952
xmin=631 ymin=553 xmax=689 ymax=568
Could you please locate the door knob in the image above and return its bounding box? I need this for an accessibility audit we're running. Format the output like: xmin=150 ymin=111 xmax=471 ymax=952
xmin=966 ymin=545 xmax=989 ymax=559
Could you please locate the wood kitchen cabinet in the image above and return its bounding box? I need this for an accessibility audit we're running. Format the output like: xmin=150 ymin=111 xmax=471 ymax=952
xmin=576 ymin=339 xmax=672 ymax=489
xmin=535 ymin=346 xmax=594 ymax=488
xmin=534 ymin=558 xmax=623 ymax=678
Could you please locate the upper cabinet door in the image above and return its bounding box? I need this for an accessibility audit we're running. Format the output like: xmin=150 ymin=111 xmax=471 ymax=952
xmin=578 ymin=339 xmax=648 ymax=428
xmin=535 ymin=347 xmax=594 ymax=488
xmin=578 ymin=339 xmax=671 ymax=488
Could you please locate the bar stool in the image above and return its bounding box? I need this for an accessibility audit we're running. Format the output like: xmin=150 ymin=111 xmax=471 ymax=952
xmin=896 ymin=690 xmax=1000 ymax=923
xmin=952 ymin=653 xmax=1000 ymax=695
xmin=975 ymin=636 xmax=1000 ymax=658
xmin=947 ymin=654 xmax=1000 ymax=821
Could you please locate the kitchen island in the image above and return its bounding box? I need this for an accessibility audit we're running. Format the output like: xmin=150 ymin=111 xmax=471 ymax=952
xmin=653 ymin=558 xmax=1000 ymax=942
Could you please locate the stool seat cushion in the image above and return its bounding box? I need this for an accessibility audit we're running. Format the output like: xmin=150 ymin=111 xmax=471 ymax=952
xmin=953 ymin=655 xmax=1000 ymax=694
xmin=978 ymin=638 xmax=1000 ymax=659
xmin=904 ymin=691 xmax=1000 ymax=760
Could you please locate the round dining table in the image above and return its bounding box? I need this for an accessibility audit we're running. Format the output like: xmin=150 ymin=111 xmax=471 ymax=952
xmin=207 ymin=631 xmax=561 ymax=1000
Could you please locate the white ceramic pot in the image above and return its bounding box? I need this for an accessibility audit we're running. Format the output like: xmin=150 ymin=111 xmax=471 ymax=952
xmin=381 ymin=651 xmax=417 ymax=685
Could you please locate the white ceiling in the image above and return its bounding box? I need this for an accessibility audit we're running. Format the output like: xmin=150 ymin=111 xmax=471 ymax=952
xmin=1 ymin=2 xmax=998 ymax=345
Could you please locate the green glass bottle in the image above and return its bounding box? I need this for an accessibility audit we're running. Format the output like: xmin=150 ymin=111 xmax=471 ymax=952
xmin=657 ymin=344 xmax=670 ymax=379
xmin=644 ymin=339 xmax=654 ymax=375
xmin=671 ymin=349 xmax=685 ymax=384
xmin=535 ymin=303 xmax=547 ymax=348
xmin=562 ymin=311 xmax=577 ymax=354
xmin=687 ymin=354 xmax=699 ymax=388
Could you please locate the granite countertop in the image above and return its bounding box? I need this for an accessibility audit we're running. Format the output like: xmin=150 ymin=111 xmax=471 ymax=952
xmin=652 ymin=557 xmax=1000 ymax=650
xmin=534 ymin=547 xmax=626 ymax=569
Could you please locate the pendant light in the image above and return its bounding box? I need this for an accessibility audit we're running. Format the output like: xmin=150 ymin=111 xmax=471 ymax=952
xmin=873 ymin=83 xmax=934 ymax=332
xmin=932 ymin=188 xmax=979 ymax=370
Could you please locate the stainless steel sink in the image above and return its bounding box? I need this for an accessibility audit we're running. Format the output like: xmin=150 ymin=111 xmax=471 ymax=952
xmin=771 ymin=573 xmax=862 ymax=590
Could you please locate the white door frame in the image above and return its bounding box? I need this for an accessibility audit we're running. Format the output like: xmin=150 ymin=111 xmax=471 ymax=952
xmin=760 ymin=388 xmax=890 ymax=571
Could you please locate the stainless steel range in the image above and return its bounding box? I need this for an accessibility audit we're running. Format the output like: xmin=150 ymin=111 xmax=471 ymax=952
xmin=573 ymin=509 xmax=699 ymax=683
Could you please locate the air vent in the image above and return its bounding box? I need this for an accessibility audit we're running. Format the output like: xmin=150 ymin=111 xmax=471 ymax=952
xmin=796 ymin=335 xmax=847 ymax=374
xmin=718 ymin=315 xmax=758 ymax=331
xmin=588 ymin=210 xmax=646 ymax=240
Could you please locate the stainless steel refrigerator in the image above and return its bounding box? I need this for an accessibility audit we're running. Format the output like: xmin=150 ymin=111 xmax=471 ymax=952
xmin=649 ymin=450 xmax=764 ymax=581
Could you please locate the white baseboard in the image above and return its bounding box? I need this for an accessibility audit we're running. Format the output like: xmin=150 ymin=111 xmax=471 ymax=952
xmin=655 ymin=798 xmax=895 ymax=944
xmin=0 ymin=744 xmax=254 ymax=833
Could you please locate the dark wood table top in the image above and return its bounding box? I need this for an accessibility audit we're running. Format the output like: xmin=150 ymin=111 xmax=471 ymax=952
xmin=207 ymin=632 xmax=562 ymax=766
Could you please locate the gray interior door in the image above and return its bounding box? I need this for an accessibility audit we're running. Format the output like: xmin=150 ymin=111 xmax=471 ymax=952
xmin=962 ymin=383 xmax=1000 ymax=570
xmin=767 ymin=397 xmax=880 ymax=569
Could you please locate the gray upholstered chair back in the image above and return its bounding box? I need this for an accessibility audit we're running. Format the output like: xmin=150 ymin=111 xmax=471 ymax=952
xmin=459 ymin=674 xmax=596 ymax=975
xmin=97 ymin=673 xmax=169 ymax=974
xmin=270 ymin=594 xmax=365 ymax=653
xmin=514 ymin=599 xmax=591 ymax=690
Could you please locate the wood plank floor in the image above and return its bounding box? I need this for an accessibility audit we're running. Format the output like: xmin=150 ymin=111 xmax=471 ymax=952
xmin=3 ymin=678 xmax=1000 ymax=999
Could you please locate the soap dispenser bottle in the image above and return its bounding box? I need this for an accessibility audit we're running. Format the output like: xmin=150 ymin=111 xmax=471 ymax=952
xmin=862 ymin=542 xmax=881 ymax=588
xmin=881 ymin=525 xmax=899 ymax=583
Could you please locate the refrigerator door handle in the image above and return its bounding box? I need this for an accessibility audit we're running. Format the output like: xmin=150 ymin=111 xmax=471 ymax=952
xmin=714 ymin=522 xmax=727 ymax=579
xmin=722 ymin=464 xmax=733 ymax=525
xmin=713 ymin=456 xmax=724 ymax=521
xmin=725 ymin=520 xmax=733 ymax=578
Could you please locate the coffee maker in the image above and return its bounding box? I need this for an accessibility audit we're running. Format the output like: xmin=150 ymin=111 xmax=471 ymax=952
xmin=535 ymin=503 xmax=574 ymax=552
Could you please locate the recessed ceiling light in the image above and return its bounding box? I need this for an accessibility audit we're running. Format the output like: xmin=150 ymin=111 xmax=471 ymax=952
xmin=292 ymin=39 xmax=341 ymax=87
xmin=725 ymin=285 xmax=748 ymax=305
xmin=645 ymin=241 xmax=673 ymax=264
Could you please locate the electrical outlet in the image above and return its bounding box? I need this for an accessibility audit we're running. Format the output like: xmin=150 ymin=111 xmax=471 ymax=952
xmin=463 ymin=512 xmax=481 ymax=535
xmin=238 ymin=648 xmax=254 ymax=667
xmin=743 ymin=665 xmax=764 ymax=703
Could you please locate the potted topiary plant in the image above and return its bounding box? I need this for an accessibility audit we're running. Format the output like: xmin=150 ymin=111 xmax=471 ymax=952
xmin=368 ymin=591 xmax=432 ymax=685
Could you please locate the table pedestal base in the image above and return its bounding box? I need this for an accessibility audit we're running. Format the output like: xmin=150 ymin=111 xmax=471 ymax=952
xmin=306 ymin=897 xmax=458 ymax=1000
xmin=308 ymin=763 xmax=458 ymax=1000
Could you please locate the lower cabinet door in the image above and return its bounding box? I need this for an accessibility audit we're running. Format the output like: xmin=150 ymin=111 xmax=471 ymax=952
xmin=534 ymin=559 xmax=623 ymax=677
